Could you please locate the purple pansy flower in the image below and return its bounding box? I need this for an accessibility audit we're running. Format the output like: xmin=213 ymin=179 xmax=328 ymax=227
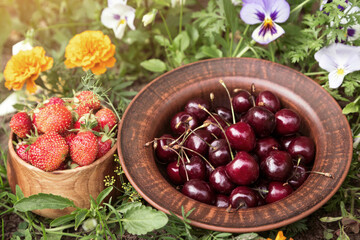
xmin=240 ymin=0 xmax=290 ymax=45
xmin=314 ymin=43 xmax=360 ymax=88
xmin=320 ymin=0 xmax=360 ymax=42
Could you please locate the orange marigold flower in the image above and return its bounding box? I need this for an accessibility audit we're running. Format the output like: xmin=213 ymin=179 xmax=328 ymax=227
xmin=267 ymin=231 xmax=293 ymax=240
xmin=64 ymin=30 xmax=116 ymax=75
xmin=4 ymin=46 xmax=53 ymax=94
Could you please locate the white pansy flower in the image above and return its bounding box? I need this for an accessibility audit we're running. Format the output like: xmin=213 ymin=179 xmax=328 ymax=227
xmin=314 ymin=43 xmax=360 ymax=88
xmin=12 ymin=40 xmax=33 ymax=55
xmin=101 ymin=1 xmax=136 ymax=39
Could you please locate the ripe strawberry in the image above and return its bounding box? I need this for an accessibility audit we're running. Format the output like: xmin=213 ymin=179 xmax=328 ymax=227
xmin=44 ymin=97 xmax=65 ymax=106
xmin=70 ymin=131 xmax=98 ymax=166
xmin=74 ymin=103 xmax=91 ymax=119
xmin=96 ymin=136 xmax=113 ymax=159
xmin=28 ymin=132 xmax=69 ymax=171
xmin=36 ymin=104 xmax=73 ymax=134
xmin=95 ymin=108 xmax=117 ymax=131
xmin=10 ymin=112 xmax=33 ymax=138
xmin=75 ymin=91 xmax=101 ymax=111
xmin=16 ymin=142 xmax=30 ymax=163
xmin=62 ymin=131 xmax=77 ymax=147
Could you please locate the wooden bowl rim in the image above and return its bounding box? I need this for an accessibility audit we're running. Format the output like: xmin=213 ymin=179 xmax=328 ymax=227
xmin=117 ymin=57 xmax=353 ymax=232
xmin=8 ymin=129 xmax=118 ymax=174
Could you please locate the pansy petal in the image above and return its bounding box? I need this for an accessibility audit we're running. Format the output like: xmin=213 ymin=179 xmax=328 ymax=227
xmin=113 ymin=23 xmax=127 ymax=39
xmin=101 ymin=8 xmax=120 ymax=29
xmin=344 ymin=51 xmax=360 ymax=72
xmin=314 ymin=48 xmax=338 ymax=72
xmin=108 ymin=0 xmax=127 ymax=7
xmin=267 ymin=0 xmax=290 ymax=23
xmin=251 ymin=22 xmax=285 ymax=45
xmin=240 ymin=3 xmax=266 ymax=24
xmin=328 ymin=70 xmax=345 ymax=88
xmin=348 ymin=25 xmax=360 ymax=41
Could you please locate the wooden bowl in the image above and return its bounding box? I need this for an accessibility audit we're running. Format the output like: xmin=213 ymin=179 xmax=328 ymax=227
xmin=117 ymin=58 xmax=352 ymax=232
xmin=7 ymin=131 xmax=120 ymax=219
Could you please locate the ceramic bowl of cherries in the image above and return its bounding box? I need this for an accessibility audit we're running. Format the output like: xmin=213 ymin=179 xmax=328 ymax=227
xmin=150 ymin=82 xmax=322 ymax=210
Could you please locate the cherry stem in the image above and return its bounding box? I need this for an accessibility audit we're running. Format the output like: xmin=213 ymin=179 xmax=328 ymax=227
xmin=198 ymin=105 xmax=234 ymax=160
xmin=179 ymin=145 xmax=215 ymax=170
xmin=219 ymin=79 xmax=236 ymax=125
xmin=210 ymin=92 xmax=215 ymax=110
xmin=226 ymin=202 xmax=245 ymax=213
xmin=307 ymin=171 xmax=333 ymax=178
xmin=187 ymin=127 xmax=215 ymax=150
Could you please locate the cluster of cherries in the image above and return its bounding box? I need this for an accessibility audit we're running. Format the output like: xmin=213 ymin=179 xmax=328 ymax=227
xmin=149 ymin=82 xmax=317 ymax=210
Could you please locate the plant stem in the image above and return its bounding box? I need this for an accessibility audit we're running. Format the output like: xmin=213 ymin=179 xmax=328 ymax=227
xmin=35 ymin=22 xmax=93 ymax=32
xmin=179 ymin=1 xmax=183 ymax=34
xmin=232 ymin=25 xmax=249 ymax=57
xmin=236 ymin=40 xmax=256 ymax=57
xmin=305 ymin=71 xmax=327 ymax=76
xmin=290 ymin=0 xmax=312 ymax=14
xmin=159 ymin=11 xmax=173 ymax=43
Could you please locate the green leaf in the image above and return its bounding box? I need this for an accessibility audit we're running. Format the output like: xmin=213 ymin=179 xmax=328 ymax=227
xmin=199 ymin=45 xmax=223 ymax=58
xmin=140 ymin=59 xmax=167 ymax=73
xmin=234 ymin=233 xmax=259 ymax=240
xmin=50 ymin=214 xmax=76 ymax=227
xmin=173 ymin=31 xmax=190 ymax=52
xmin=320 ymin=216 xmax=343 ymax=223
xmin=14 ymin=193 xmax=75 ymax=212
xmin=222 ymin=0 xmax=238 ymax=34
xmin=324 ymin=229 xmax=334 ymax=240
xmin=15 ymin=185 xmax=24 ymax=201
xmin=342 ymin=102 xmax=359 ymax=115
xmin=96 ymin=186 xmax=113 ymax=204
xmin=154 ymin=35 xmax=170 ymax=47
xmin=123 ymin=205 xmax=168 ymax=235
xmin=117 ymin=202 xmax=142 ymax=214
xmin=74 ymin=209 xmax=88 ymax=230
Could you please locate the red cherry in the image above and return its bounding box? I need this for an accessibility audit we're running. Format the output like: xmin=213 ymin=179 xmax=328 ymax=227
xmin=225 ymin=122 xmax=256 ymax=152
xmin=265 ymin=182 xmax=293 ymax=204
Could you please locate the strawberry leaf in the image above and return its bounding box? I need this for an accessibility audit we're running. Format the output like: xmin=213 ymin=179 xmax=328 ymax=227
xmin=14 ymin=193 xmax=76 ymax=212
xmin=123 ymin=205 xmax=168 ymax=235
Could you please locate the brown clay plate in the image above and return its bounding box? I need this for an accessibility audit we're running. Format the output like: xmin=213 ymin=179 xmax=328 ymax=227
xmin=117 ymin=58 xmax=352 ymax=232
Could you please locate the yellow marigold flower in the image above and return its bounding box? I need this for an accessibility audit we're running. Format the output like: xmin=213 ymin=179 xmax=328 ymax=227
xmin=4 ymin=46 xmax=53 ymax=94
xmin=64 ymin=30 xmax=116 ymax=75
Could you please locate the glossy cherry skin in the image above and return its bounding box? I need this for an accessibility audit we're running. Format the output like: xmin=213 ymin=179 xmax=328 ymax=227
xmin=170 ymin=111 xmax=199 ymax=135
xmin=225 ymin=122 xmax=256 ymax=152
xmin=179 ymin=155 xmax=206 ymax=181
xmin=232 ymin=90 xmax=252 ymax=114
xmin=255 ymin=137 xmax=281 ymax=161
xmin=265 ymin=182 xmax=293 ymax=204
xmin=287 ymin=136 xmax=315 ymax=165
xmin=229 ymin=186 xmax=258 ymax=209
xmin=225 ymin=151 xmax=259 ymax=185
xmin=280 ymin=134 xmax=298 ymax=150
xmin=260 ymin=150 xmax=293 ymax=182
xmin=182 ymin=179 xmax=215 ymax=205
xmin=209 ymin=166 xmax=236 ymax=194
xmin=184 ymin=98 xmax=210 ymax=122
xmin=244 ymin=106 xmax=275 ymax=137
xmin=215 ymin=106 xmax=233 ymax=123
xmin=155 ymin=134 xmax=178 ymax=163
xmin=256 ymin=90 xmax=281 ymax=113
xmin=208 ymin=139 xmax=231 ymax=167
xmin=288 ymin=164 xmax=309 ymax=189
xmin=215 ymin=194 xmax=230 ymax=208
xmin=166 ymin=161 xmax=185 ymax=185
xmin=204 ymin=115 xmax=227 ymax=139
xmin=184 ymin=129 xmax=214 ymax=157
xmin=275 ymin=109 xmax=301 ymax=136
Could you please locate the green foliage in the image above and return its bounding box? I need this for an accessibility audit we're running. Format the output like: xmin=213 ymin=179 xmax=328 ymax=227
xmin=1 ymin=0 xmax=360 ymax=239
